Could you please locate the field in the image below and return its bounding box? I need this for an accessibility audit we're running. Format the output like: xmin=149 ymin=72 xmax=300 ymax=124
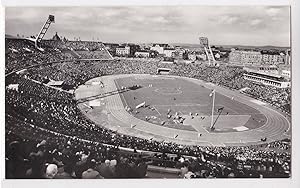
xmin=115 ymin=75 xmax=266 ymax=133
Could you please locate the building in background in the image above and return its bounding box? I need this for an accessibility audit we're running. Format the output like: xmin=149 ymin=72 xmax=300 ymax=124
xmin=188 ymin=52 xmax=197 ymax=61
xmin=285 ymin=49 xmax=291 ymax=65
xmin=135 ymin=51 xmax=150 ymax=58
xmin=116 ymin=45 xmax=130 ymax=56
xmin=228 ymin=49 xmax=241 ymax=64
xmin=214 ymin=53 xmax=221 ymax=59
xmin=261 ymin=52 xmax=285 ymax=65
xmin=52 ymin=32 xmax=61 ymax=41
xmin=281 ymin=69 xmax=291 ymax=80
xmin=240 ymin=51 xmax=262 ymax=65
xmin=127 ymin=44 xmax=140 ymax=57
xmin=150 ymin=43 xmax=169 ymax=54
xmin=163 ymin=48 xmax=176 ymax=57
xmin=172 ymin=46 xmax=186 ymax=59
xmin=229 ymin=49 xmax=286 ymax=66
xmin=278 ymin=64 xmax=291 ymax=80
xmin=104 ymin=43 xmax=119 ymax=56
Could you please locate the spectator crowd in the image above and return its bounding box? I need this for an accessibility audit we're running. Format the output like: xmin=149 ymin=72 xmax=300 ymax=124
xmin=5 ymin=38 xmax=291 ymax=179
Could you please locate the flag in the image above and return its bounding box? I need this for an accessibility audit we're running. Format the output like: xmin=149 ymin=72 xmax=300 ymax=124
xmin=209 ymin=89 xmax=215 ymax=97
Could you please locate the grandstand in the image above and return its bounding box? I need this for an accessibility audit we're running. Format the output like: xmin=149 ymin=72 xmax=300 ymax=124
xmin=42 ymin=39 xmax=113 ymax=59
xmin=243 ymin=70 xmax=290 ymax=88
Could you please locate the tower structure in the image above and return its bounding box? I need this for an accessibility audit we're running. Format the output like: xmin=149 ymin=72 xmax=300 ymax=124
xmin=34 ymin=15 xmax=55 ymax=48
xmin=199 ymin=37 xmax=216 ymax=66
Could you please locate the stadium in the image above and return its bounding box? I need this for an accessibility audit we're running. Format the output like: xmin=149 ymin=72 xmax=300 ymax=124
xmin=5 ymin=15 xmax=291 ymax=179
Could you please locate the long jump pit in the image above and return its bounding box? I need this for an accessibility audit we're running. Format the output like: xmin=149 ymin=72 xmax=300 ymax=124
xmin=75 ymin=74 xmax=291 ymax=147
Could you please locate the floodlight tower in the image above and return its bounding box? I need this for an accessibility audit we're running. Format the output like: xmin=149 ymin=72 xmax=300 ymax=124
xmin=199 ymin=37 xmax=216 ymax=66
xmin=34 ymin=15 xmax=55 ymax=48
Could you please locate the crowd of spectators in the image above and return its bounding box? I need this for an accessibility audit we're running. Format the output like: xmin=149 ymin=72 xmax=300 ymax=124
xmin=242 ymin=84 xmax=291 ymax=114
xmin=5 ymin=39 xmax=291 ymax=179
xmin=6 ymin=38 xmax=290 ymax=115
xmin=41 ymin=40 xmax=112 ymax=59
xmin=5 ymin=75 xmax=291 ymax=178
xmin=5 ymin=127 xmax=149 ymax=179
xmin=42 ymin=40 xmax=107 ymax=51
xmin=76 ymin=50 xmax=112 ymax=59
xmin=23 ymin=59 xmax=291 ymax=114
xmin=6 ymin=39 xmax=112 ymax=75
xmin=5 ymin=39 xmax=74 ymax=74
xmin=64 ymin=41 xmax=107 ymax=51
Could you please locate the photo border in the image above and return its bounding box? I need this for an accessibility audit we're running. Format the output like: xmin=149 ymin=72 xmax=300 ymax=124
xmin=1 ymin=1 xmax=299 ymax=188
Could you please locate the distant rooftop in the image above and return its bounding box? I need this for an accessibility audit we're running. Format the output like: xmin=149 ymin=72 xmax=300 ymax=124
xmin=152 ymin=43 xmax=169 ymax=47
xmin=164 ymin=48 xmax=175 ymax=51
xmin=52 ymin=32 xmax=61 ymax=41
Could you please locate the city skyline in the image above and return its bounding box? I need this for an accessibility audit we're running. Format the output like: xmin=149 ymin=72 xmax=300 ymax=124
xmin=5 ymin=6 xmax=290 ymax=47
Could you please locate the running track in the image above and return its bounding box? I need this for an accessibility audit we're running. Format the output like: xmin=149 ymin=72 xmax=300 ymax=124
xmin=75 ymin=74 xmax=291 ymax=147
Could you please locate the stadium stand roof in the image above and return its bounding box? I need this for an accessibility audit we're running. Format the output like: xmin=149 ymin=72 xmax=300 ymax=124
xmin=5 ymin=34 xmax=18 ymax=39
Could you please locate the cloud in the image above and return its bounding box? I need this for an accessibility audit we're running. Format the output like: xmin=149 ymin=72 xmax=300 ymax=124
xmin=220 ymin=15 xmax=239 ymax=25
xmin=5 ymin=6 xmax=290 ymax=46
xmin=266 ymin=7 xmax=281 ymax=17
xmin=250 ymin=19 xmax=263 ymax=26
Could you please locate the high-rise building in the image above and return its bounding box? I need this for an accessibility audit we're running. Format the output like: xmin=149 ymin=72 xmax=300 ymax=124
xmin=229 ymin=50 xmax=262 ymax=65
xmin=229 ymin=49 xmax=285 ymax=66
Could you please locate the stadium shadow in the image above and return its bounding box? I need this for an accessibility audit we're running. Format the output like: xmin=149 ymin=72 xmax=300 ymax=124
xmin=77 ymin=85 xmax=142 ymax=104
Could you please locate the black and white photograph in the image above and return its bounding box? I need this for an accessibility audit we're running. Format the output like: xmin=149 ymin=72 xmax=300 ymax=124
xmin=3 ymin=4 xmax=295 ymax=182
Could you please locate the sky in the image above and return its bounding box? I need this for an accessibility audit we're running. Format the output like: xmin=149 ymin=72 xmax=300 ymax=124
xmin=5 ymin=6 xmax=290 ymax=46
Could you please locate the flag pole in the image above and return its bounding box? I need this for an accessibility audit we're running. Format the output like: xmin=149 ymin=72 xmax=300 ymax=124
xmin=210 ymin=90 xmax=215 ymax=130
